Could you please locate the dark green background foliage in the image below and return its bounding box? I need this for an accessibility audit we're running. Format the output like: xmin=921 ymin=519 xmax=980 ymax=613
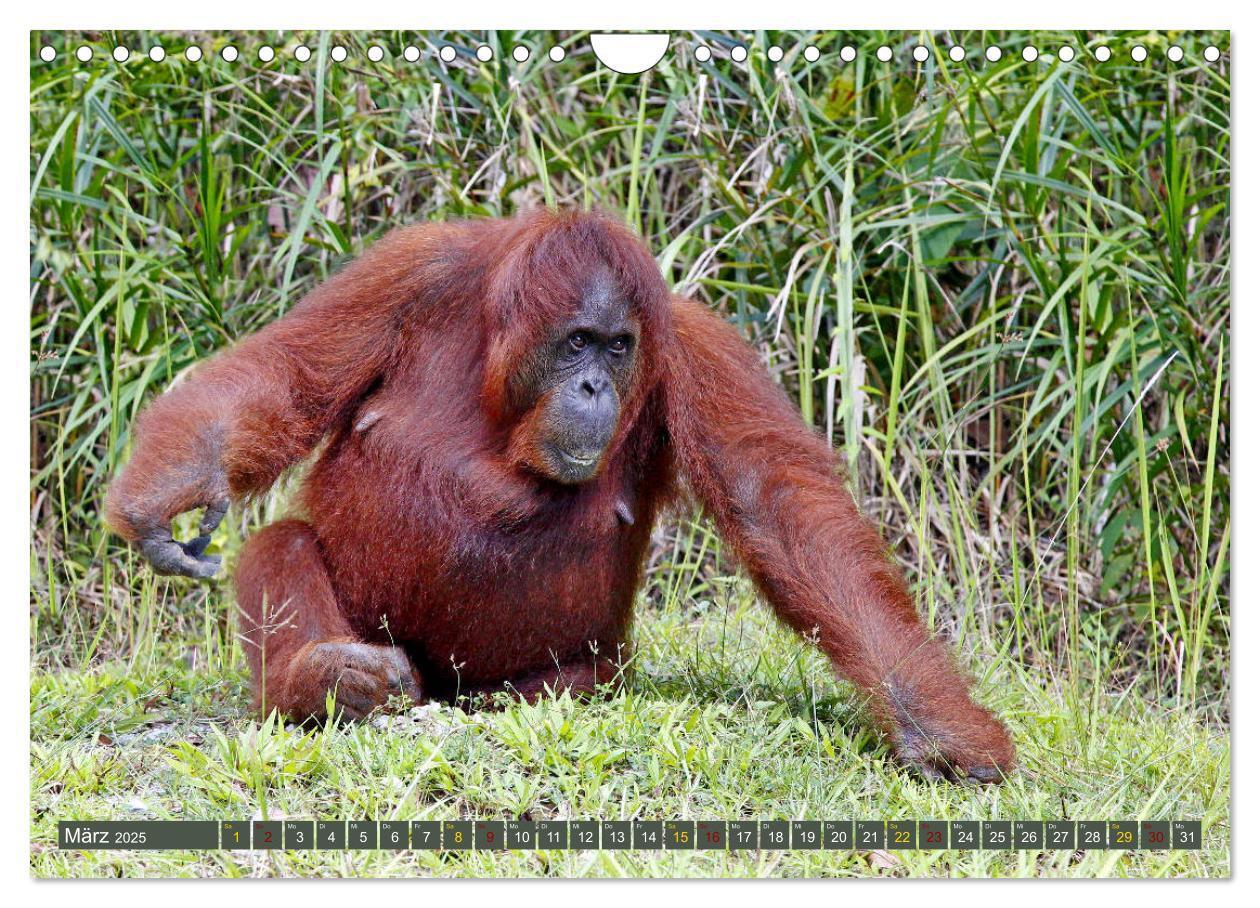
xmin=31 ymin=30 xmax=1229 ymax=712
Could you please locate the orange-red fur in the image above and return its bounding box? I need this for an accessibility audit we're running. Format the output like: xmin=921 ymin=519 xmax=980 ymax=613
xmin=105 ymin=209 xmax=1014 ymax=780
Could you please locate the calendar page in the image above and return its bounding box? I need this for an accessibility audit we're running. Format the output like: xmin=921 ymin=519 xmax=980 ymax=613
xmin=28 ymin=24 xmax=1231 ymax=880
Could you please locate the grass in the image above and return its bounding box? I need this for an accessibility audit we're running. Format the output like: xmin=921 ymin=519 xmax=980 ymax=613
xmin=29 ymin=29 xmax=1230 ymax=878
xmin=30 ymin=597 xmax=1230 ymax=878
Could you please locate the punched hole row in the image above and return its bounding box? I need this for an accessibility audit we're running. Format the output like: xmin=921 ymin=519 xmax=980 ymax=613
xmin=38 ymin=41 xmax=1223 ymax=67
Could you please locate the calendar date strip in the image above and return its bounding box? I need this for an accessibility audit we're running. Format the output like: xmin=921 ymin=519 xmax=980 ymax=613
xmin=57 ymin=819 xmax=1204 ymax=851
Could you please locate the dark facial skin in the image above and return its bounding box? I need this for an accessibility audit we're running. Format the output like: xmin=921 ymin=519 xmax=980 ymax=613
xmin=525 ymin=272 xmax=639 ymax=484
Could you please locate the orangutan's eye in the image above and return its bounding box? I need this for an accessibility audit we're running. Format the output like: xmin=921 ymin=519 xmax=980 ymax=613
xmin=608 ymin=336 xmax=632 ymax=355
xmin=568 ymin=332 xmax=589 ymax=352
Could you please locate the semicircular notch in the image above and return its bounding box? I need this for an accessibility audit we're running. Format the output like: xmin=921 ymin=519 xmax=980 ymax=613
xmin=590 ymin=33 xmax=670 ymax=74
